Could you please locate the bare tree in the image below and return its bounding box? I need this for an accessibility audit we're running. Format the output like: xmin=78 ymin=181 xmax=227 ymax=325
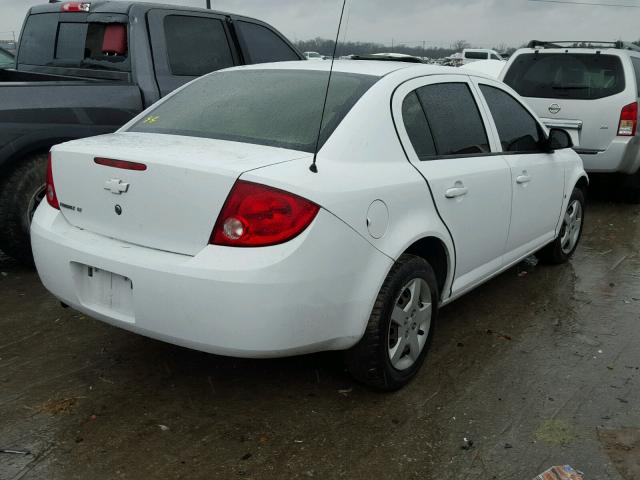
xmin=451 ymin=40 xmax=471 ymax=52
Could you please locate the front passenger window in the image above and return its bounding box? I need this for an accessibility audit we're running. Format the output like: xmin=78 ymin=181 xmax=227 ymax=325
xmin=480 ymin=85 xmax=544 ymax=153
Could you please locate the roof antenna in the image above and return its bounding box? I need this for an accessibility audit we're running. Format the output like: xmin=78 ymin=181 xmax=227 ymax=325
xmin=309 ymin=0 xmax=348 ymax=174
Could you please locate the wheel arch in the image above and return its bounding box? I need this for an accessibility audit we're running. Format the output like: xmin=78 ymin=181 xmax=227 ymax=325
xmin=574 ymin=175 xmax=589 ymax=198
xmin=401 ymin=235 xmax=452 ymax=300
xmin=0 ymin=137 xmax=72 ymax=176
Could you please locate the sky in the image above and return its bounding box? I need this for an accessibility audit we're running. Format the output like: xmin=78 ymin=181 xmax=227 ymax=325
xmin=1 ymin=0 xmax=640 ymax=48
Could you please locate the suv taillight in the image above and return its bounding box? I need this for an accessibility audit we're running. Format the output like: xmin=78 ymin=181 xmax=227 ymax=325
xmin=210 ymin=180 xmax=319 ymax=247
xmin=46 ymin=152 xmax=60 ymax=210
xmin=618 ymin=101 xmax=638 ymax=136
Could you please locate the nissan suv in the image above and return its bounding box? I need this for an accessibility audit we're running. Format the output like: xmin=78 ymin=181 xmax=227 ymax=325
xmin=501 ymin=40 xmax=640 ymax=202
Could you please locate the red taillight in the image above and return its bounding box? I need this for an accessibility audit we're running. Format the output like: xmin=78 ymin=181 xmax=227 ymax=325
xmin=94 ymin=157 xmax=147 ymax=171
xmin=60 ymin=2 xmax=91 ymax=12
xmin=46 ymin=152 xmax=60 ymax=210
xmin=618 ymin=101 xmax=638 ymax=136
xmin=210 ymin=180 xmax=319 ymax=247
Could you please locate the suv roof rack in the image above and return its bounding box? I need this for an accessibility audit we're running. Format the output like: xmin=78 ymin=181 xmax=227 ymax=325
xmin=527 ymin=40 xmax=640 ymax=52
xmin=349 ymin=54 xmax=424 ymax=64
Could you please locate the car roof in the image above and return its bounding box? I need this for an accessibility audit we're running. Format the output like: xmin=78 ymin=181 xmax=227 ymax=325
xmin=512 ymin=47 xmax=634 ymax=57
xmin=30 ymin=1 xmax=233 ymax=17
xmin=229 ymin=60 xmax=461 ymax=78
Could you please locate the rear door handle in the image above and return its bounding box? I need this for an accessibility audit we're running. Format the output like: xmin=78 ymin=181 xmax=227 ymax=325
xmin=516 ymin=174 xmax=531 ymax=184
xmin=445 ymin=185 xmax=468 ymax=199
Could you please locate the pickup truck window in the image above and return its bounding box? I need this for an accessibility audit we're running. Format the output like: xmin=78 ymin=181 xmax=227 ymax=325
xmin=164 ymin=15 xmax=234 ymax=76
xmin=56 ymin=23 xmax=87 ymax=60
xmin=128 ymin=69 xmax=377 ymax=153
xmin=19 ymin=13 xmax=57 ymax=66
xmin=19 ymin=13 xmax=129 ymax=72
xmin=236 ymin=21 xmax=300 ymax=64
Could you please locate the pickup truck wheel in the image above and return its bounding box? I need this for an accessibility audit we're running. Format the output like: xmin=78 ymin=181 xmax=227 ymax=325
xmin=537 ymin=187 xmax=585 ymax=265
xmin=0 ymin=153 xmax=48 ymax=265
xmin=345 ymin=254 xmax=438 ymax=391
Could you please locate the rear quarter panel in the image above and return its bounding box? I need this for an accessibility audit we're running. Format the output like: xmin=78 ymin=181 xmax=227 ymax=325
xmin=240 ymin=77 xmax=456 ymax=297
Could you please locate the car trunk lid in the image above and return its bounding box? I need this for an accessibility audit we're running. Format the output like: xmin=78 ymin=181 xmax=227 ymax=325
xmin=50 ymin=132 xmax=310 ymax=255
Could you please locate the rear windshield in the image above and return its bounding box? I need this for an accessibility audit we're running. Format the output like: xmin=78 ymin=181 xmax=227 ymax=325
xmin=128 ymin=69 xmax=378 ymax=152
xmin=504 ymin=53 xmax=625 ymax=100
xmin=19 ymin=13 xmax=129 ymax=72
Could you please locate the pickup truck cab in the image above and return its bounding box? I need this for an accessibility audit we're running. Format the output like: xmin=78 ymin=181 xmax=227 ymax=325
xmin=0 ymin=1 xmax=303 ymax=263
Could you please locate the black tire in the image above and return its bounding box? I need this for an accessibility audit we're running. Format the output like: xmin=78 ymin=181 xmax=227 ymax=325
xmin=0 ymin=153 xmax=48 ymax=265
xmin=537 ymin=187 xmax=585 ymax=265
xmin=345 ymin=254 xmax=439 ymax=391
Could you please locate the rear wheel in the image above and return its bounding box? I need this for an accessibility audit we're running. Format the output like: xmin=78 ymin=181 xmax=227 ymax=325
xmin=345 ymin=254 xmax=438 ymax=391
xmin=537 ymin=187 xmax=585 ymax=264
xmin=0 ymin=153 xmax=48 ymax=265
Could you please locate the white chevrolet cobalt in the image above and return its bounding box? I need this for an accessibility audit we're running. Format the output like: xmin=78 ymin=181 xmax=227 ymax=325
xmin=32 ymin=61 xmax=587 ymax=390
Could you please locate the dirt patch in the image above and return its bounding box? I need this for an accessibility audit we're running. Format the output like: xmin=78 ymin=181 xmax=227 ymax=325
xmin=598 ymin=428 xmax=640 ymax=480
xmin=32 ymin=397 xmax=80 ymax=415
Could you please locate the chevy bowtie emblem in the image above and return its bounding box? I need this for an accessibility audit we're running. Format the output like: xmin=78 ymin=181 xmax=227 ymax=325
xmin=104 ymin=178 xmax=130 ymax=195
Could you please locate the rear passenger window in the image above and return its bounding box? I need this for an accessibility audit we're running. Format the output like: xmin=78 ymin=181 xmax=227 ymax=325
xmin=164 ymin=15 xmax=234 ymax=76
xmin=236 ymin=21 xmax=299 ymax=64
xmin=465 ymin=51 xmax=488 ymax=60
xmin=402 ymin=92 xmax=436 ymax=159
xmin=480 ymin=85 xmax=544 ymax=153
xmin=631 ymin=58 xmax=640 ymax=96
xmin=416 ymin=83 xmax=490 ymax=156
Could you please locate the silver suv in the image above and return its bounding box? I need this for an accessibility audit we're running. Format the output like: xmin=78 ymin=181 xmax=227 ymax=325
xmin=501 ymin=41 xmax=640 ymax=202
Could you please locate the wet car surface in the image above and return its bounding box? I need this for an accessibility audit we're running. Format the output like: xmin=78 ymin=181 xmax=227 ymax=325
xmin=1 ymin=198 xmax=639 ymax=480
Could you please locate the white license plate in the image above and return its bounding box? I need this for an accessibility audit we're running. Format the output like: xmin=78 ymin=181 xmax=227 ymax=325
xmin=74 ymin=264 xmax=134 ymax=322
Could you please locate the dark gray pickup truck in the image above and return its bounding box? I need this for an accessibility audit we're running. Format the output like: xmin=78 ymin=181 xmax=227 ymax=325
xmin=0 ymin=1 xmax=303 ymax=263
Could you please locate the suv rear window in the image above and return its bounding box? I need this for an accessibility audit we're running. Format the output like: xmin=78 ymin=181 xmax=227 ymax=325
xmin=128 ymin=70 xmax=377 ymax=153
xmin=504 ymin=53 xmax=625 ymax=100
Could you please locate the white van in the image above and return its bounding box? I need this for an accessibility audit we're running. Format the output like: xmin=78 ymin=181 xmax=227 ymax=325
xmin=462 ymin=49 xmax=504 ymax=64
xmin=501 ymin=41 xmax=640 ymax=202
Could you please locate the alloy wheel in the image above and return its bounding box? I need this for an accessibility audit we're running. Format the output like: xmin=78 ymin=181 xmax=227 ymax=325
xmin=560 ymin=199 xmax=583 ymax=255
xmin=387 ymin=278 xmax=432 ymax=371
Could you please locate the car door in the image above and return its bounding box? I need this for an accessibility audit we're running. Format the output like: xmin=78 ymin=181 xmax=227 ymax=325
xmin=472 ymin=78 xmax=565 ymax=263
xmin=147 ymin=10 xmax=240 ymax=96
xmin=393 ymin=75 xmax=512 ymax=295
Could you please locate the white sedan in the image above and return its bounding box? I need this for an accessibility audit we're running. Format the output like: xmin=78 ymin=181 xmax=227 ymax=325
xmin=32 ymin=61 xmax=587 ymax=390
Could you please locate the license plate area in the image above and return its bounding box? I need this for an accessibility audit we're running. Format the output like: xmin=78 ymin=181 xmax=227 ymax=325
xmin=72 ymin=263 xmax=135 ymax=322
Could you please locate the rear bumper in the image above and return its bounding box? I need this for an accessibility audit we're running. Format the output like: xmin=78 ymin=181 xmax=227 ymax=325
xmin=577 ymin=136 xmax=640 ymax=174
xmin=31 ymin=203 xmax=393 ymax=358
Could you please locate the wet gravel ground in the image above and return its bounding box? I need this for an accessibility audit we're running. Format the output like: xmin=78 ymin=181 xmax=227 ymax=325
xmin=1 ymin=196 xmax=639 ymax=480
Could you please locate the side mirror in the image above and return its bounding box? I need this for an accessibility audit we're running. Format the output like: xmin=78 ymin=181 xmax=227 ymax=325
xmin=547 ymin=128 xmax=573 ymax=151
